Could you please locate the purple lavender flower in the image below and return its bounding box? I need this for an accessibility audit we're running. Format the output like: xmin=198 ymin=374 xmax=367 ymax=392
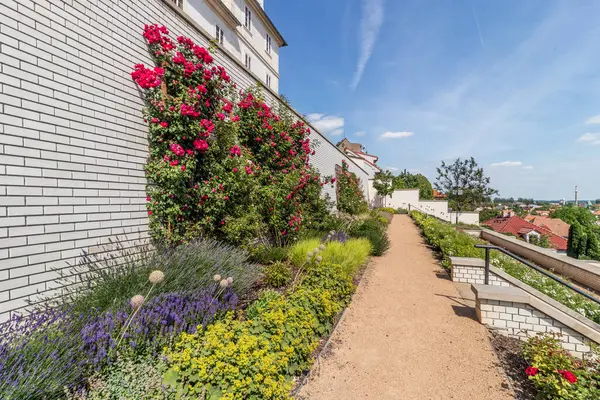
xmin=322 ymin=230 xmax=348 ymax=244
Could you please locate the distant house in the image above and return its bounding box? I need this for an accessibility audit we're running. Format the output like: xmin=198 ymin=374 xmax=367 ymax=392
xmin=336 ymin=138 xmax=364 ymax=154
xmin=524 ymin=216 xmax=570 ymax=238
xmin=483 ymin=216 xmax=568 ymax=252
xmin=433 ymin=189 xmax=446 ymax=200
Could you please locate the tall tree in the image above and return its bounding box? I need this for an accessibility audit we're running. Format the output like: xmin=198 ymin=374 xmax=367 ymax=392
xmin=395 ymin=169 xmax=434 ymax=200
xmin=435 ymin=157 xmax=498 ymax=221
xmin=373 ymin=170 xmax=395 ymax=207
xmin=568 ymin=222 xmax=584 ymax=258
xmin=550 ymin=205 xmax=596 ymax=227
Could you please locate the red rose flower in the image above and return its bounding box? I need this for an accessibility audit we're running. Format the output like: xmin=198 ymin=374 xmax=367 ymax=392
xmin=525 ymin=366 xmax=538 ymax=377
xmin=170 ymin=160 xmax=179 ymax=166
xmin=193 ymin=139 xmax=209 ymax=152
xmin=233 ymin=167 xmax=238 ymax=173
xmin=181 ymin=165 xmax=186 ymax=171
xmin=147 ymin=210 xmax=153 ymax=215
xmin=231 ymin=115 xmax=240 ymax=122
xmin=558 ymin=370 xmax=577 ymax=383
xmin=160 ymin=121 xmax=168 ymax=128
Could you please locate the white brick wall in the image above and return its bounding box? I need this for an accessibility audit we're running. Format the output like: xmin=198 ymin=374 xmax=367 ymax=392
xmin=477 ymin=298 xmax=594 ymax=359
xmin=451 ymin=263 xmax=511 ymax=287
xmin=0 ymin=0 xmax=369 ymax=320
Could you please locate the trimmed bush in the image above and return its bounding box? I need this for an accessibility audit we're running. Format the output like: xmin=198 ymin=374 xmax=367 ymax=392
xmin=349 ymin=218 xmax=390 ymax=256
xmin=264 ymin=262 xmax=292 ymax=288
xmin=376 ymin=207 xmax=396 ymax=214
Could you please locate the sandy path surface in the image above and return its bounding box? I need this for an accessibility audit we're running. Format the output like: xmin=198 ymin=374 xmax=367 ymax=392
xmin=298 ymin=215 xmax=513 ymax=400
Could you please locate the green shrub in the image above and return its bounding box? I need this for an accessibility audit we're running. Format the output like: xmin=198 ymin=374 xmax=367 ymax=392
xmin=319 ymin=239 xmax=371 ymax=275
xmin=50 ymin=238 xmax=260 ymax=314
xmin=163 ymin=260 xmax=358 ymax=399
xmin=264 ymin=262 xmax=292 ymax=288
xmin=410 ymin=211 xmax=600 ymax=324
xmin=376 ymin=207 xmax=396 ymax=214
xmin=80 ymin=356 xmax=175 ymax=400
xmin=337 ymin=160 xmax=369 ymax=215
xmin=251 ymin=245 xmax=289 ymax=264
xmin=395 ymin=208 xmax=409 ymax=214
xmin=349 ymin=218 xmax=390 ymax=256
xmin=288 ymin=238 xmax=321 ymax=268
xmin=522 ymin=334 xmax=600 ymax=399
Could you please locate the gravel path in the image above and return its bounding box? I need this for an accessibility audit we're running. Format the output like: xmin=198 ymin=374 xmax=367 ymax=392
xmin=298 ymin=215 xmax=514 ymax=400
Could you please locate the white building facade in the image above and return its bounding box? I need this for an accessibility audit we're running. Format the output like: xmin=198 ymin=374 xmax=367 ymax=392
xmin=181 ymin=0 xmax=285 ymax=93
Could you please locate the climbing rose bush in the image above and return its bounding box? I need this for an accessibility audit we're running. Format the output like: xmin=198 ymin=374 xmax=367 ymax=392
xmin=133 ymin=25 xmax=333 ymax=246
xmin=336 ymin=160 xmax=368 ymax=215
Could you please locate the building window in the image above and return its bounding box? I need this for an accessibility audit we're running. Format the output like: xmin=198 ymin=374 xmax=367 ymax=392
xmin=244 ymin=53 xmax=251 ymax=70
xmin=215 ymin=25 xmax=224 ymax=44
xmin=266 ymin=34 xmax=271 ymax=53
xmin=266 ymin=74 xmax=271 ymax=87
xmin=244 ymin=6 xmax=252 ymax=30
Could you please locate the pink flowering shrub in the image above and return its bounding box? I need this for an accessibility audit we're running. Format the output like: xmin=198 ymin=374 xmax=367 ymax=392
xmin=133 ymin=25 xmax=333 ymax=246
xmin=337 ymin=160 xmax=368 ymax=215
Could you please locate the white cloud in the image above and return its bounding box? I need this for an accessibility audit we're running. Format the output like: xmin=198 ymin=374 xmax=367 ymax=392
xmin=350 ymin=0 xmax=384 ymax=90
xmin=577 ymin=132 xmax=600 ymax=145
xmin=354 ymin=130 xmax=366 ymax=136
xmin=585 ymin=115 xmax=600 ymax=124
xmin=490 ymin=161 xmax=523 ymax=167
xmin=523 ymin=165 xmax=534 ymax=170
xmin=306 ymin=113 xmax=345 ymax=136
xmin=380 ymin=131 xmax=414 ymax=139
xmin=386 ymin=166 xmax=399 ymax=172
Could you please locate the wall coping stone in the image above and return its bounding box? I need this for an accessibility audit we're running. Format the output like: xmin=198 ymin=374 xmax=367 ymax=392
xmin=450 ymin=257 xmax=485 ymax=267
xmin=471 ymin=284 xmax=530 ymax=303
xmin=481 ymin=228 xmax=600 ymax=275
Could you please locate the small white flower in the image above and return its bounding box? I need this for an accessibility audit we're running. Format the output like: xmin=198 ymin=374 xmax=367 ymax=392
xmin=213 ymin=274 xmax=222 ymax=282
xmin=319 ymin=244 xmax=325 ymax=251
xmin=148 ymin=270 xmax=165 ymax=285
xmin=220 ymin=279 xmax=229 ymax=288
xmin=130 ymin=295 xmax=145 ymax=309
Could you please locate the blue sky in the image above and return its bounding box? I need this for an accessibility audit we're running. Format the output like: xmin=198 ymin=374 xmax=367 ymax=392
xmin=267 ymin=0 xmax=600 ymax=201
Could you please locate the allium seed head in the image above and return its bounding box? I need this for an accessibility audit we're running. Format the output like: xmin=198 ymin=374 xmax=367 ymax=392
xmin=227 ymin=277 xmax=233 ymax=284
xmin=219 ymin=279 xmax=229 ymax=288
xmin=313 ymin=248 xmax=319 ymax=254
xmin=213 ymin=274 xmax=222 ymax=281
xmin=130 ymin=295 xmax=145 ymax=309
xmin=307 ymin=252 xmax=314 ymax=258
xmin=319 ymin=244 xmax=325 ymax=250
xmin=149 ymin=270 xmax=165 ymax=284
xmin=316 ymin=256 xmax=323 ymax=262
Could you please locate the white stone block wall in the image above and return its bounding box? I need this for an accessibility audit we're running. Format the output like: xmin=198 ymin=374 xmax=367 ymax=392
xmin=451 ymin=263 xmax=511 ymax=287
xmin=477 ymin=298 xmax=594 ymax=359
xmin=0 ymin=0 xmax=368 ymax=320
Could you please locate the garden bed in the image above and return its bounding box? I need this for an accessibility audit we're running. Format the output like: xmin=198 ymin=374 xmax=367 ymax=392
xmin=489 ymin=332 xmax=537 ymax=400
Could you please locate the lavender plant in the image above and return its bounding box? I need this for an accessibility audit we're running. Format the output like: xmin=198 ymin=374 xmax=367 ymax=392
xmin=322 ymin=230 xmax=349 ymax=244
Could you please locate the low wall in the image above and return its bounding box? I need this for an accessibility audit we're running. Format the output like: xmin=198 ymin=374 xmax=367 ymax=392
xmin=451 ymin=257 xmax=600 ymax=358
xmin=481 ymin=229 xmax=600 ymax=292
xmin=448 ymin=212 xmax=479 ymax=226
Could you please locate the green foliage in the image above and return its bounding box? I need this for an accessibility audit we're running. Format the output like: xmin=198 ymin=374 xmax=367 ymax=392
xmin=376 ymin=207 xmax=396 ymax=214
xmin=523 ymin=334 xmax=600 ymax=399
xmin=393 ymin=170 xmax=434 ymax=200
xmin=395 ymin=208 xmax=409 ymax=214
xmin=568 ymin=222 xmax=600 ymax=261
xmin=551 ymin=205 xmax=597 ymax=227
xmin=81 ymin=356 xmax=176 ymax=400
xmin=251 ymin=245 xmax=289 ymax=264
xmin=530 ymin=234 xmax=552 ymax=249
xmin=50 ymin=239 xmax=259 ymax=314
xmin=288 ymin=238 xmax=371 ymax=274
xmin=373 ymin=170 xmax=395 ymax=199
xmin=410 ymin=211 xmax=600 ymax=324
xmin=435 ymin=157 xmax=498 ymax=212
xmin=163 ymin=257 xmax=363 ymax=399
xmin=264 ymin=262 xmax=292 ymax=288
xmin=336 ymin=160 xmax=368 ymax=215
xmin=479 ymin=208 xmax=499 ymax=223
xmin=348 ymin=218 xmax=391 ymax=257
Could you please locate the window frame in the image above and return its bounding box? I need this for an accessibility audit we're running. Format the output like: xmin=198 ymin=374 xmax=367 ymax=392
xmin=215 ymin=25 xmax=224 ymax=45
xmin=266 ymin=34 xmax=272 ymax=54
xmin=245 ymin=53 xmax=252 ymax=70
xmin=244 ymin=6 xmax=252 ymax=30
xmin=266 ymin=74 xmax=271 ymax=87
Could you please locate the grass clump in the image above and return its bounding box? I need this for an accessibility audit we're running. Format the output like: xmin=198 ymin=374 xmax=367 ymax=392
xmin=264 ymin=262 xmax=292 ymax=288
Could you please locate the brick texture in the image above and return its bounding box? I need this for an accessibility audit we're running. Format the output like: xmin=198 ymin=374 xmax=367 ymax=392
xmin=477 ymin=298 xmax=594 ymax=359
xmin=0 ymin=0 xmax=370 ymax=321
xmin=451 ymin=263 xmax=511 ymax=287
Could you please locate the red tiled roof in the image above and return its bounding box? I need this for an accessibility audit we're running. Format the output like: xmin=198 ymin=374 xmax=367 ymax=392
xmin=524 ymin=216 xmax=570 ymax=237
xmin=483 ymin=216 xmax=568 ymax=251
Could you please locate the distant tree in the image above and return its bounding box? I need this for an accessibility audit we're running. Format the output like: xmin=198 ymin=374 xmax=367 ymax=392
xmin=596 ymin=199 xmax=600 ymax=205
xmin=435 ymin=157 xmax=498 ymax=222
xmin=587 ymin=232 xmax=600 ymax=260
xmin=530 ymin=234 xmax=551 ymax=249
xmin=479 ymin=208 xmax=500 ymax=223
xmin=394 ymin=170 xmax=434 ymax=200
xmin=513 ymin=205 xmax=527 ymax=218
xmin=373 ymin=170 xmax=395 ymax=207
xmin=551 ymin=205 xmax=596 ymax=227
xmin=568 ymin=222 xmax=584 ymax=258
xmin=531 ymin=210 xmax=538 ymax=215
